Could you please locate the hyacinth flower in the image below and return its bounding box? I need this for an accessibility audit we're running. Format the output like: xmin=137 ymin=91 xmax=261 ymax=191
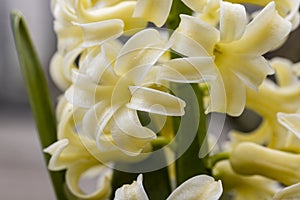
xmin=114 ymin=174 xmax=222 ymax=200
xmin=230 ymin=142 xmax=300 ymax=186
xmin=212 ymin=160 xmax=279 ymax=200
xmin=230 ymin=58 xmax=300 ymax=151
xmin=43 ymin=104 xmax=112 ymax=200
xmin=50 ymin=0 xmax=147 ymax=90
xmin=43 ymin=97 xmax=115 ymax=199
xmin=273 ymin=182 xmax=300 ymax=199
xmin=63 ymin=27 xmax=217 ymax=156
xmin=11 ymin=0 xmax=300 ymax=199
xmin=170 ymin=1 xmax=291 ymax=116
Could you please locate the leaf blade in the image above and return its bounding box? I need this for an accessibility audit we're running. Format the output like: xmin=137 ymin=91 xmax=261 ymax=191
xmin=10 ymin=10 xmax=67 ymax=200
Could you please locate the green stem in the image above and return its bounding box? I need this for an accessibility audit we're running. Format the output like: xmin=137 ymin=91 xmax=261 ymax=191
xmin=110 ymin=150 xmax=172 ymax=200
xmin=207 ymin=152 xmax=230 ymax=169
xmin=151 ymin=137 xmax=171 ymax=149
xmin=166 ymin=0 xmax=192 ymax=31
xmin=166 ymin=0 xmax=210 ymax=186
xmin=110 ymin=117 xmax=172 ymax=199
xmin=10 ymin=11 xmax=66 ymax=200
xmin=171 ymin=83 xmax=211 ymax=185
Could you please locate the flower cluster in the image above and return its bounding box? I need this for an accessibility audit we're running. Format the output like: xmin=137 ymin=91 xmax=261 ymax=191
xmin=45 ymin=0 xmax=300 ymax=199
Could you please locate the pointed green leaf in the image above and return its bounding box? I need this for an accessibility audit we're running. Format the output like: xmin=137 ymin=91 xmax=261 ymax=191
xmin=10 ymin=10 xmax=67 ymax=200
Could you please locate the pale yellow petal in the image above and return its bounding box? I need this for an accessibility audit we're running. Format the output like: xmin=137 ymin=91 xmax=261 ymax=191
xmin=82 ymin=101 xmax=114 ymax=140
xmin=76 ymin=1 xmax=147 ymax=32
xmin=166 ymin=175 xmax=222 ymax=200
xmin=196 ymin=0 xmax=220 ymax=26
xmin=220 ymin=1 xmax=247 ymax=42
xmin=170 ymin=31 xmax=210 ymax=57
xmin=273 ymin=183 xmax=300 ymax=199
xmin=206 ymin=75 xmax=227 ymax=114
xmin=74 ymin=19 xmax=124 ymax=48
xmin=277 ymin=112 xmax=300 ymax=139
xmin=127 ymin=86 xmax=186 ymax=116
xmin=290 ymin=12 xmax=300 ymax=30
xmin=212 ymin=68 xmax=246 ymax=116
xmin=44 ymin=139 xmax=69 ymax=171
xmin=51 ymin=0 xmax=76 ymax=24
xmin=55 ymin=24 xmax=82 ymax=52
xmin=110 ymin=108 xmax=156 ymax=155
xmin=66 ymin=160 xmax=112 ymax=199
xmin=213 ymin=160 xmax=279 ymax=200
xmin=114 ymin=174 xmax=149 ymax=200
xmin=115 ymin=29 xmax=169 ymax=83
xmin=133 ymin=0 xmax=172 ymax=27
xmin=230 ymin=142 xmax=300 ymax=185
xmin=182 ymin=0 xmax=207 ymax=12
xmin=65 ymin=84 xmax=113 ymax=108
xmin=80 ymin=43 xmax=119 ymax=85
xmin=229 ymin=2 xmax=291 ymax=55
xmin=173 ymin=14 xmax=220 ymax=55
xmin=159 ymin=57 xmax=217 ymax=83
xmin=55 ymin=95 xmax=69 ymax=122
xmin=230 ymin=55 xmax=274 ymax=91
xmin=271 ymin=57 xmax=297 ymax=87
xmin=50 ymin=52 xmax=71 ymax=91
xmin=62 ymin=47 xmax=83 ymax=81
xmin=65 ymin=71 xmax=113 ymax=108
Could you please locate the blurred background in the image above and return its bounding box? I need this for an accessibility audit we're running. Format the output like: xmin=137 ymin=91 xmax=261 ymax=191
xmin=0 ymin=1 xmax=58 ymax=199
xmin=0 ymin=1 xmax=300 ymax=200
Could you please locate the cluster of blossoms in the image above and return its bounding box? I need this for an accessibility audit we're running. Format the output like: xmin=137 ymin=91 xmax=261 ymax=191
xmin=45 ymin=0 xmax=300 ymax=199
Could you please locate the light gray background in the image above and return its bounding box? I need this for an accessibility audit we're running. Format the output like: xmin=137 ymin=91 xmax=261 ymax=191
xmin=1 ymin=1 xmax=57 ymax=199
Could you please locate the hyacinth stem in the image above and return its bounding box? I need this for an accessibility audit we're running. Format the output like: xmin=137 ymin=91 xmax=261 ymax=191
xmin=10 ymin=11 xmax=67 ymax=200
xmin=111 ymin=150 xmax=172 ymax=200
xmin=167 ymin=0 xmax=210 ymax=186
xmin=207 ymin=152 xmax=230 ymax=169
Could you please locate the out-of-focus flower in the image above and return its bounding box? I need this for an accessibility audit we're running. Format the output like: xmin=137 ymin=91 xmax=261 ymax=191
xmin=230 ymin=58 xmax=300 ymax=151
xmin=273 ymin=182 xmax=300 ymax=199
xmin=50 ymin=0 xmax=147 ymax=90
xmin=194 ymin=0 xmax=220 ymax=26
xmin=230 ymin=142 xmax=300 ymax=186
xmin=278 ymin=112 xmax=300 ymax=139
xmin=114 ymin=174 xmax=223 ymax=200
xmin=213 ymin=160 xmax=279 ymax=200
xmin=170 ymin=1 xmax=291 ymax=116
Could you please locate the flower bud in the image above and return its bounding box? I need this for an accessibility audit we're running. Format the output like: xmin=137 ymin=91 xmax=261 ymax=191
xmin=230 ymin=142 xmax=300 ymax=185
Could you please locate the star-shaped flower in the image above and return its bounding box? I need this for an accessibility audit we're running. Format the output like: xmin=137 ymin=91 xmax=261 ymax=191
xmin=170 ymin=1 xmax=291 ymax=116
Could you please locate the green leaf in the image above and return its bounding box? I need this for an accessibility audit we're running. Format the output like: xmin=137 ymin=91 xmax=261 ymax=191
xmin=10 ymin=10 xmax=67 ymax=200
